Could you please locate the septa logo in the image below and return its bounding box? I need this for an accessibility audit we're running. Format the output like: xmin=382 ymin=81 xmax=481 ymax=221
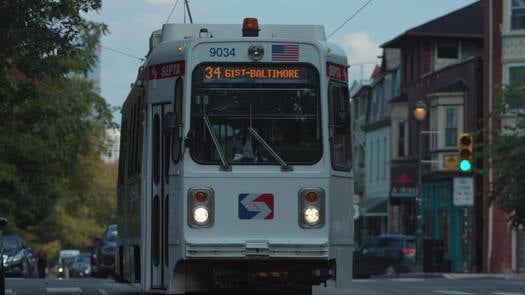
xmin=238 ymin=193 xmax=274 ymax=220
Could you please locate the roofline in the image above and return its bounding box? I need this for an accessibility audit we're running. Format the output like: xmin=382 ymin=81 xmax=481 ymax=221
xmin=381 ymin=0 xmax=482 ymax=48
xmin=381 ymin=32 xmax=483 ymax=48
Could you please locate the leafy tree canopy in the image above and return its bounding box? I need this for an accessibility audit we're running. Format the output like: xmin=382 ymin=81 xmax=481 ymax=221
xmin=0 ymin=0 xmax=116 ymax=257
xmin=488 ymin=85 xmax=525 ymax=228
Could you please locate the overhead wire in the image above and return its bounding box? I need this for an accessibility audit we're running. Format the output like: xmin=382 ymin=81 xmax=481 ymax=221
xmin=327 ymin=0 xmax=373 ymax=39
xmin=100 ymin=45 xmax=145 ymax=62
xmin=166 ymin=0 xmax=181 ymax=23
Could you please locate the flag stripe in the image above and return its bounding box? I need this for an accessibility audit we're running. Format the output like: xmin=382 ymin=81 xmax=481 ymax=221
xmin=272 ymin=44 xmax=299 ymax=61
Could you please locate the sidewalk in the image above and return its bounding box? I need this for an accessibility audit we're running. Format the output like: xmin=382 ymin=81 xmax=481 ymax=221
xmin=376 ymin=272 xmax=525 ymax=280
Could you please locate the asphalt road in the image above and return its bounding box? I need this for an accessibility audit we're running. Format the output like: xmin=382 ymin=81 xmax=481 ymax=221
xmin=4 ymin=275 xmax=525 ymax=295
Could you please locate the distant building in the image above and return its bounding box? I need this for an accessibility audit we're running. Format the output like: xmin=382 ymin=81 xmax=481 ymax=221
xmin=351 ymin=78 xmax=372 ymax=246
xmin=483 ymin=0 xmax=525 ymax=273
xmin=102 ymin=128 xmax=120 ymax=163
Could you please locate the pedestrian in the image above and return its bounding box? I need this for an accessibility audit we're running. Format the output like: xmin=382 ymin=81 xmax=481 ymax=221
xmin=37 ymin=252 xmax=47 ymax=278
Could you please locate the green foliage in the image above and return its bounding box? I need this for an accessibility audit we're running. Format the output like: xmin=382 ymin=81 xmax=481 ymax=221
xmin=487 ymin=85 xmax=525 ymax=228
xmin=0 ymin=0 xmax=117 ymax=258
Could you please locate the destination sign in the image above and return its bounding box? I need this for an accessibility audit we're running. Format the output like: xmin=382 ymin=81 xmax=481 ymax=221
xmin=326 ymin=62 xmax=348 ymax=82
xmin=201 ymin=65 xmax=308 ymax=83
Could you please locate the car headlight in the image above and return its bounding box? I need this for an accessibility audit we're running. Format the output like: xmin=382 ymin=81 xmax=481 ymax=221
xmin=7 ymin=252 xmax=23 ymax=264
xmin=192 ymin=207 xmax=209 ymax=224
xmin=304 ymin=206 xmax=321 ymax=225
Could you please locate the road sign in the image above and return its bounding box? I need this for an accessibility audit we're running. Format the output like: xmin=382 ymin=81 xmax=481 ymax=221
xmin=443 ymin=155 xmax=459 ymax=170
xmin=453 ymin=177 xmax=474 ymax=206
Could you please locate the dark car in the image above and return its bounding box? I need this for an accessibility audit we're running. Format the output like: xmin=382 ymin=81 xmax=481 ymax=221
xmin=70 ymin=253 xmax=92 ymax=278
xmin=353 ymin=234 xmax=415 ymax=278
xmin=1 ymin=216 xmax=7 ymax=293
xmin=1 ymin=235 xmax=36 ymax=278
xmin=92 ymin=224 xmax=117 ymax=277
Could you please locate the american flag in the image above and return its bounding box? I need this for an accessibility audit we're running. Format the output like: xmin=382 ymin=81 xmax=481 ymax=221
xmin=272 ymin=44 xmax=299 ymax=61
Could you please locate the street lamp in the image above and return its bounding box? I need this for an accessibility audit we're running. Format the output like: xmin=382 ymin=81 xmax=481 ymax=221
xmin=413 ymin=100 xmax=427 ymax=271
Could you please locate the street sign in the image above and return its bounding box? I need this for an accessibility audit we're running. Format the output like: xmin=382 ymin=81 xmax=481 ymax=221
xmin=453 ymin=177 xmax=474 ymax=206
xmin=443 ymin=155 xmax=459 ymax=170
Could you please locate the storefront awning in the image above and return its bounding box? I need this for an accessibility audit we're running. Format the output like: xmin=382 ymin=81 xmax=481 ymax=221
xmin=359 ymin=197 xmax=388 ymax=217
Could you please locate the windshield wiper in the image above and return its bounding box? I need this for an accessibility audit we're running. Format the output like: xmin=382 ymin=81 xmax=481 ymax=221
xmin=248 ymin=127 xmax=293 ymax=172
xmin=203 ymin=116 xmax=231 ymax=171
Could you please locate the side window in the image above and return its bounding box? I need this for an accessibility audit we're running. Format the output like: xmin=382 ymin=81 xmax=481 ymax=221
xmin=137 ymin=95 xmax=144 ymax=174
xmin=118 ymin=117 xmax=127 ymax=185
xmin=328 ymin=82 xmax=352 ymax=171
xmin=153 ymin=114 xmax=160 ymax=185
xmin=172 ymin=78 xmax=184 ymax=163
xmin=127 ymin=104 xmax=136 ymax=178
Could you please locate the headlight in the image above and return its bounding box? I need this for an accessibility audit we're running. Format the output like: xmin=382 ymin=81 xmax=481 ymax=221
xmin=192 ymin=207 xmax=209 ymax=224
xmin=304 ymin=207 xmax=321 ymax=225
xmin=8 ymin=252 xmax=23 ymax=263
xmin=188 ymin=188 xmax=214 ymax=228
xmin=58 ymin=267 xmax=64 ymax=273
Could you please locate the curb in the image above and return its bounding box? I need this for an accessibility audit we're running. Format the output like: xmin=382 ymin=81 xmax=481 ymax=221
xmin=374 ymin=272 xmax=525 ymax=280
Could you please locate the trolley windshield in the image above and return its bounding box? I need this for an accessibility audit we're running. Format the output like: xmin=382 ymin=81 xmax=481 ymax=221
xmin=190 ymin=63 xmax=321 ymax=165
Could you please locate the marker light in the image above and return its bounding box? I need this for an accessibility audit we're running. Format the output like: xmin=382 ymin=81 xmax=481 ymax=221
xmin=305 ymin=192 xmax=318 ymax=202
xmin=304 ymin=207 xmax=321 ymax=225
xmin=192 ymin=207 xmax=209 ymax=224
xmin=248 ymin=44 xmax=264 ymax=61
xmin=195 ymin=191 xmax=208 ymax=202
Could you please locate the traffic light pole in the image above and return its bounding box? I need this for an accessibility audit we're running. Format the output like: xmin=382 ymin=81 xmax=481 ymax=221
xmin=415 ymin=120 xmax=425 ymax=272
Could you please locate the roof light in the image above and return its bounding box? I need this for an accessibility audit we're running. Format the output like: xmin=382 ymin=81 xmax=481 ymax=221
xmin=242 ymin=18 xmax=260 ymax=37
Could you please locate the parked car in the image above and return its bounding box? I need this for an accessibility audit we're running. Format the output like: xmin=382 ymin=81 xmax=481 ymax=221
xmin=353 ymin=234 xmax=415 ymax=278
xmin=92 ymin=224 xmax=117 ymax=277
xmin=1 ymin=217 xmax=8 ymax=293
xmin=1 ymin=235 xmax=36 ymax=278
xmin=55 ymin=249 xmax=80 ymax=278
xmin=69 ymin=253 xmax=92 ymax=278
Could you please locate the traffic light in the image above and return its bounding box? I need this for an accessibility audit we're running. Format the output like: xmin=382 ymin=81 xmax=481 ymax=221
xmin=458 ymin=133 xmax=473 ymax=173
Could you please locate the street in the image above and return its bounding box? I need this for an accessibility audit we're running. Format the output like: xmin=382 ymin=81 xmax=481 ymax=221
xmin=4 ymin=275 xmax=525 ymax=295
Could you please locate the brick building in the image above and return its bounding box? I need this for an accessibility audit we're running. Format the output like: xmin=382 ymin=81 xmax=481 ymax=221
xmin=382 ymin=1 xmax=484 ymax=272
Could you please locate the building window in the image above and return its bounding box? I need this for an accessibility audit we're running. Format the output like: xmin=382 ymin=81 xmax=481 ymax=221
xmin=369 ymin=141 xmax=373 ymax=182
xmin=376 ymin=139 xmax=380 ymax=181
xmin=512 ymin=0 xmax=525 ymax=30
xmin=383 ymin=137 xmax=387 ymax=180
xmin=398 ymin=122 xmax=406 ymax=157
xmin=508 ymin=65 xmax=525 ymax=110
xmin=445 ymin=108 xmax=458 ymax=147
xmin=430 ymin=106 xmax=438 ymax=149
xmin=437 ymin=45 xmax=459 ymax=59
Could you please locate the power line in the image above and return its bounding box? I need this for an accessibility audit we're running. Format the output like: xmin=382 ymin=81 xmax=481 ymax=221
xmin=327 ymin=0 xmax=373 ymax=39
xmin=100 ymin=45 xmax=145 ymax=62
xmin=350 ymin=61 xmax=380 ymax=66
xmin=166 ymin=0 xmax=180 ymax=23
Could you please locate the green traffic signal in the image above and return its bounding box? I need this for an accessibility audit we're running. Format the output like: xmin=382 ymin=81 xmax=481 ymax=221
xmin=459 ymin=159 xmax=472 ymax=172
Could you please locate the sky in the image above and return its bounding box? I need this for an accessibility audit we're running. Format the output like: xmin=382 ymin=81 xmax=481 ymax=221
xmin=88 ymin=0 xmax=478 ymax=122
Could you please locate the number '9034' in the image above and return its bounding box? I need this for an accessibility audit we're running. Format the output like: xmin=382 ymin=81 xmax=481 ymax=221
xmin=209 ymin=47 xmax=236 ymax=57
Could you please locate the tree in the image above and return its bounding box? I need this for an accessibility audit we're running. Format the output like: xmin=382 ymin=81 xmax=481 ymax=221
xmin=0 ymin=0 xmax=116 ymax=254
xmin=487 ymin=85 xmax=525 ymax=227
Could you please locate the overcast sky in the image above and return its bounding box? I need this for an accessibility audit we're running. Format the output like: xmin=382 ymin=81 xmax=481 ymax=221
xmin=88 ymin=0 xmax=478 ymax=122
